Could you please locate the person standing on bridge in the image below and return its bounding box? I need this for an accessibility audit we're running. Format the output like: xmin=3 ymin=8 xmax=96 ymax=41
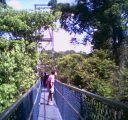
xmin=47 ymin=70 xmax=57 ymax=105
xmin=40 ymin=71 xmax=44 ymax=88
xmin=43 ymin=72 xmax=49 ymax=88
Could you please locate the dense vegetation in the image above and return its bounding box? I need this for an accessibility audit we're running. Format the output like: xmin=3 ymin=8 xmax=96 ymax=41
xmin=0 ymin=0 xmax=128 ymax=114
xmin=40 ymin=49 xmax=128 ymax=101
xmin=0 ymin=4 xmax=60 ymax=113
xmin=0 ymin=0 xmax=6 ymax=5
xmin=49 ymin=0 xmax=128 ymax=63
xmin=47 ymin=0 xmax=128 ymax=101
xmin=0 ymin=7 xmax=60 ymax=41
xmin=57 ymin=50 xmax=116 ymax=98
xmin=0 ymin=39 xmax=37 ymax=113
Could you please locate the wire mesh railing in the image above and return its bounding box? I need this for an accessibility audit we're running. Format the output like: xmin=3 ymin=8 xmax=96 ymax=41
xmin=0 ymin=80 xmax=41 ymax=120
xmin=54 ymin=80 xmax=128 ymax=120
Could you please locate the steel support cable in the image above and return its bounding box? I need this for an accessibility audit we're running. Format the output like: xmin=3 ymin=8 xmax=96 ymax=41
xmin=55 ymin=87 xmax=84 ymax=120
xmin=28 ymin=83 xmax=41 ymax=120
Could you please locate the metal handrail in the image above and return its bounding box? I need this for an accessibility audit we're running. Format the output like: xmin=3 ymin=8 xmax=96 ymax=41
xmin=55 ymin=87 xmax=84 ymax=120
xmin=0 ymin=80 xmax=41 ymax=120
xmin=28 ymin=87 xmax=41 ymax=120
xmin=55 ymin=80 xmax=128 ymax=120
xmin=56 ymin=80 xmax=128 ymax=111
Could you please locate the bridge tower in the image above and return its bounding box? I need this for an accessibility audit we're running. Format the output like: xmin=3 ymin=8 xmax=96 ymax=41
xmin=35 ymin=4 xmax=54 ymax=73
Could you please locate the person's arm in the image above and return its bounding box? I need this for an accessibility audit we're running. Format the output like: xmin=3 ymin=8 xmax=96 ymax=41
xmin=50 ymin=78 xmax=54 ymax=88
xmin=50 ymin=82 xmax=54 ymax=88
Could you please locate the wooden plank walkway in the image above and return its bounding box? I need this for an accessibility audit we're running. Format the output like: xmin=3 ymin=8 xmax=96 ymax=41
xmin=38 ymin=88 xmax=62 ymax=120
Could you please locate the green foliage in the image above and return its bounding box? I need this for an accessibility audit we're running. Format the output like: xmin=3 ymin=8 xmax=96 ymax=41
xmin=48 ymin=0 xmax=57 ymax=9
xmin=50 ymin=0 xmax=128 ymax=100
xmin=56 ymin=50 xmax=117 ymax=98
xmin=56 ymin=0 xmax=128 ymax=66
xmin=83 ymin=52 xmax=116 ymax=97
xmin=119 ymin=68 xmax=128 ymax=99
xmin=0 ymin=84 xmax=17 ymax=112
xmin=0 ymin=8 xmax=61 ymax=41
xmin=0 ymin=6 xmax=61 ymax=113
xmin=57 ymin=53 xmax=85 ymax=83
xmin=40 ymin=51 xmax=53 ymax=65
xmin=0 ymin=0 xmax=6 ymax=9
xmin=0 ymin=39 xmax=37 ymax=113
xmin=0 ymin=0 xmax=6 ymax=4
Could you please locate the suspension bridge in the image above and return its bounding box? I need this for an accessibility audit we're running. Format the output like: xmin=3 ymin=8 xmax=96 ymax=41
xmin=0 ymin=79 xmax=128 ymax=120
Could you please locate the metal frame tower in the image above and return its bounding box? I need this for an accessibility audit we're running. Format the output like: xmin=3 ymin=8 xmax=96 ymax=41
xmin=35 ymin=4 xmax=55 ymax=72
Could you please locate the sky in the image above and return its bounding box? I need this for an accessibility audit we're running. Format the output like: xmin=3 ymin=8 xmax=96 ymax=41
xmin=6 ymin=0 xmax=92 ymax=53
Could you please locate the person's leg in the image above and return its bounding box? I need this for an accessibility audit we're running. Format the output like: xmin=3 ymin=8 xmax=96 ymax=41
xmin=47 ymin=92 xmax=52 ymax=104
xmin=51 ymin=93 xmax=53 ymax=101
xmin=47 ymin=92 xmax=54 ymax=105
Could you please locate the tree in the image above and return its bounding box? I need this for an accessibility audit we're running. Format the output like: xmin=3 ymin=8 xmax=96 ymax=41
xmin=48 ymin=0 xmax=57 ymax=9
xmin=0 ymin=5 xmax=61 ymax=113
xmin=0 ymin=39 xmax=37 ymax=113
xmin=52 ymin=0 xmax=128 ymax=66
xmin=56 ymin=50 xmax=116 ymax=98
xmin=47 ymin=0 xmax=128 ymax=101
xmin=0 ymin=8 xmax=61 ymax=42
xmin=0 ymin=0 xmax=6 ymax=5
